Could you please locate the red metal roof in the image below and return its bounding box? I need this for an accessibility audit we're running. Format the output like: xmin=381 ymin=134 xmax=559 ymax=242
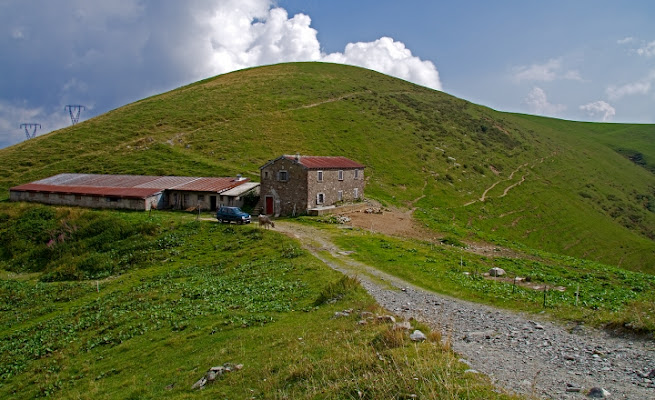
xmin=170 ymin=177 xmax=249 ymax=192
xmin=37 ymin=173 xmax=160 ymax=188
xmin=10 ymin=174 xmax=251 ymax=198
xmin=282 ymin=155 xmax=365 ymax=169
xmin=10 ymin=184 xmax=162 ymax=199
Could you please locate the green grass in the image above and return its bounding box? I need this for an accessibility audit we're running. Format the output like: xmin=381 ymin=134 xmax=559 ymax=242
xmin=326 ymin=224 xmax=655 ymax=335
xmin=0 ymin=205 xmax=521 ymax=399
xmin=0 ymin=62 xmax=653 ymax=272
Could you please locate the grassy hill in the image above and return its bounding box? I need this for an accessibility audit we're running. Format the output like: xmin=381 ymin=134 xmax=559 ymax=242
xmin=1 ymin=62 xmax=654 ymax=398
xmin=1 ymin=62 xmax=653 ymax=272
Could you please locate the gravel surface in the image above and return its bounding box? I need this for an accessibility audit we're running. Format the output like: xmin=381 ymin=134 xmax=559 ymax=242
xmin=277 ymin=222 xmax=655 ymax=399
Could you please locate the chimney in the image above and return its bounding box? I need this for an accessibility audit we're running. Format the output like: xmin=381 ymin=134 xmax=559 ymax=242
xmin=295 ymin=152 xmax=300 ymax=161
xmin=236 ymin=174 xmax=243 ymax=181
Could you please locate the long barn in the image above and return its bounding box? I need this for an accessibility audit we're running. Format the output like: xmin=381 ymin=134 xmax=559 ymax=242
xmin=9 ymin=173 xmax=259 ymax=211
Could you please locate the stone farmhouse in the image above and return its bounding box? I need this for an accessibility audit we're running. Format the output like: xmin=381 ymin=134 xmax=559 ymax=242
xmin=259 ymin=155 xmax=365 ymax=217
xmin=9 ymin=173 xmax=259 ymax=211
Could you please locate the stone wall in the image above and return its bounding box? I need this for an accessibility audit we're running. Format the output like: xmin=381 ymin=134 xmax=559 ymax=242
xmin=9 ymin=190 xmax=157 ymax=211
xmin=306 ymin=168 xmax=364 ymax=210
xmin=260 ymin=158 xmax=365 ymax=216
xmin=260 ymin=158 xmax=308 ymax=216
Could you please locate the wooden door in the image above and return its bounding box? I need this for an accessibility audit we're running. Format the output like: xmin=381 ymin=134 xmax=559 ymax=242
xmin=265 ymin=196 xmax=274 ymax=215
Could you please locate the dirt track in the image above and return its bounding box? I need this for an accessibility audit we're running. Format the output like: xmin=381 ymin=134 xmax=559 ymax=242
xmin=275 ymin=221 xmax=655 ymax=399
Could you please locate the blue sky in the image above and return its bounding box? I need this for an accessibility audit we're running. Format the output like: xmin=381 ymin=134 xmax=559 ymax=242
xmin=1 ymin=1 xmax=654 ymax=148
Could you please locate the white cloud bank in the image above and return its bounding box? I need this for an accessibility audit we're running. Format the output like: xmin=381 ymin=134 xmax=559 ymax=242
xmin=512 ymin=58 xmax=582 ymax=83
xmin=636 ymin=40 xmax=655 ymax=57
xmin=197 ymin=0 xmax=442 ymax=90
xmin=579 ymin=101 xmax=615 ymax=122
xmin=606 ymin=70 xmax=655 ymax=100
xmin=0 ymin=0 xmax=442 ymax=148
xmin=524 ymin=87 xmax=566 ymax=116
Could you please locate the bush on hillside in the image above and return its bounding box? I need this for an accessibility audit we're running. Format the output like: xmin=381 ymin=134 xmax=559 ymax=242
xmin=0 ymin=206 xmax=164 ymax=280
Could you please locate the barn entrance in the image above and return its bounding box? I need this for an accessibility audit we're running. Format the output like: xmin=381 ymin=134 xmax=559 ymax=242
xmin=210 ymin=196 xmax=217 ymax=211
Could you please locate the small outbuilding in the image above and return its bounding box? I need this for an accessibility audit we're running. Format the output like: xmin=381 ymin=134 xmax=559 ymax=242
xmin=259 ymin=155 xmax=365 ymax=217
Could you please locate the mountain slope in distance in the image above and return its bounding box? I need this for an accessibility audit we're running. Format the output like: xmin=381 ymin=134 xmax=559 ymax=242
xmin=1 ymin=62 xmax=653 ymax=272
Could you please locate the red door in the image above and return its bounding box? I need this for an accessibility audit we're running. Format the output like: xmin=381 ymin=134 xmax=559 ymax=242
xmin=265 ymin=196 xmax=274 ymax=215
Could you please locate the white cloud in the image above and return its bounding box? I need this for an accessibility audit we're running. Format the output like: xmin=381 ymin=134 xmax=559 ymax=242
xmin=524 ymin=87 xmax=566 ymax=116
xmin=513 ymin=58 xmax=582 ymax=83
xmin=636 ymin=40 xmax=655 ymax=57
xmin=617 ymin=37 xmax=634 ymax=45
xmin=0 ymin=0 xmax=443 ymax=148
xmin=606 ymin=70 xmax=655 ymax=99
xmin=197 ymin=1 xmax=442 ymax=90
xmin=10 ymin=28 xmax=24 ymax=40
xmin=323 ymin=37 xmax=442 ymax=90
xmin=579 ymin=101 xmax=616 ymax=122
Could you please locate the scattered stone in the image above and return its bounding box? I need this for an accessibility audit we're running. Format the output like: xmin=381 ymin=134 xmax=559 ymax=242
xmin=360 ymin=311 xmax=373 ymax=318
xmin=335 ymin=215 xmax=351 ymax=224
xmin=357 ymin=319 xmax=367 ymax=325
xmin=566 ymin=383 xmax=582 ymax=392
xmin=463 ymin=330 xmax=496 ymax=342
xmin=489 ymin=267 xmax=506 ymax=277
xmin=333 ymin=311 xmax=350 ymax=318
xmin=587 ymin=387 xmax=610 ymax=398
xmin=377 ymin=315 xmax=396 ymax=323
xmin=464 ymin=369 xmax=480 ymax=374
xmin=191 ymin=363 xmax=243 ymax=390
xmin=393 ymin=321 xmax=412 ymax=331
xmin=410 ymin=329 xmax=427 ymax=342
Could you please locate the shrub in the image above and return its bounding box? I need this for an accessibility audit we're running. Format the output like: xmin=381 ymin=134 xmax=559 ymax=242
xmin=314 ymin=276 xmax=360 ymax=305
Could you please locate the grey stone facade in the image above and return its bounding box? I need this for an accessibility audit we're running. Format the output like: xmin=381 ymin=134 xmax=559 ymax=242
xmin=259 ymin=155 xmax=365 ymax=216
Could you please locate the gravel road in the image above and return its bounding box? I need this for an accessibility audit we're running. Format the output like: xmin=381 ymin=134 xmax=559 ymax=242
xmin=276 ymin=222 xmax=655 ymax=399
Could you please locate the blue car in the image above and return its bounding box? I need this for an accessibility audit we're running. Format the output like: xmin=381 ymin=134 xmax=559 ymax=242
xmin=216 ymin=206 xmax=251 ymax=224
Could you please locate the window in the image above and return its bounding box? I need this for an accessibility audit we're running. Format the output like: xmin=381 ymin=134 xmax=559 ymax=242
xmin=316 ymin=193 xmax=325 ymax=205
xmin=198 ymin=194 xmax=205 ymax=202
xmin=338 ymin=170 xmax=344 ymax=181
xmin=354 ymin=188 xmax=359 ymax=198
xmin=29 ymin=192 xmax=35 ymax=198
xmin=106 ymin=197 xmax=119 ymax=203
xmin=264 ymin=171 xmax=269 ymax=179
xmin=338 ymin=191 xmax=343 ymax=201
xmin=43 ymin=193 xmax=49 ymax=199
xmin=354 ymin=169 xmax=360 ymax=179
xmin=58 ymin=194 xmax=65 ymax=199
xmin=75 ymin=195 xmax=82 ymax=200
xmin=278 ymin=170 xmax=288 ymax=181
xmin=317 ymin=170 xmax=323 ymax=182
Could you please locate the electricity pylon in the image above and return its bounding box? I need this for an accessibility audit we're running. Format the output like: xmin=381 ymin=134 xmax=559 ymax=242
xmin=65 ymin=105 xmax=86 ymax=125
xmin=20 ymin=123 xmax=41 ymax=139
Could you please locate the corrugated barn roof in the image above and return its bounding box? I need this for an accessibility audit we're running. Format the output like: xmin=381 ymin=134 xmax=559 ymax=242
xmin=10 ymin=174 xmax=251 ymax=198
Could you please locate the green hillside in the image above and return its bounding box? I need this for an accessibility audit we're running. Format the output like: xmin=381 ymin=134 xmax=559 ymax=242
xmin=1 ymin=62 xmax=654 ymax=272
